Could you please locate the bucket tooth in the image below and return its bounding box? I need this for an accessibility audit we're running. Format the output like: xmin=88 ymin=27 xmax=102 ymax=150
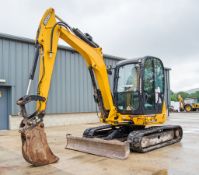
xmin=20 ymin=122 xmax=59 ymax=166
xmin=65 ymin=135 xmax=130 ymax=159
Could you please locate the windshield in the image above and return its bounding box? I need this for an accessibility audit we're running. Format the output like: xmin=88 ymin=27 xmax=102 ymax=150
xmin=115 ymin=64 xmax=140 ymax=111
xmin=185 ymin=98 xmax=198 ymax=104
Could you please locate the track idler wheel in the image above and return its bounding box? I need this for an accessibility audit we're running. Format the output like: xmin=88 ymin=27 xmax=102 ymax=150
xmin=20 ymin=121 xmax=59 ymax=166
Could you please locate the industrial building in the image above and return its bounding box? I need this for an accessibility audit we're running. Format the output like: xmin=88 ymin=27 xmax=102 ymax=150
xmin=0 ymin=33 xmax=171 ymax=130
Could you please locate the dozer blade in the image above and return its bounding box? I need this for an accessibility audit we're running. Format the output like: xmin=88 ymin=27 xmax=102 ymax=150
xmin=20 ymin=122 xmax=59 ymax=166
xmin=66 ymin=135 xmax=130 ymax=159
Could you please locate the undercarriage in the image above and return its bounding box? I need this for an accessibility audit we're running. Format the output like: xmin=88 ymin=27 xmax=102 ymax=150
xmin=66 ymin=124 xmax=183 ymax=159
xmin=83 ymin=124 xmax=183 ymax=152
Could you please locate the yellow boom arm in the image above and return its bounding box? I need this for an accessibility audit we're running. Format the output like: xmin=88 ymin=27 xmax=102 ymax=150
xmin=34 ymin=8 xmax=117 ymax=122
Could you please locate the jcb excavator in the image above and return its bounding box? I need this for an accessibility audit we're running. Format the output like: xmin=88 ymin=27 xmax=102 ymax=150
xmin=17 ymin=8 xmax=183 ymax=166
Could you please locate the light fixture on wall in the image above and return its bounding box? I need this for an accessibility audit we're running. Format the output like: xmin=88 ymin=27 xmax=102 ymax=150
xmin=0 ymin=79 xmax=6 ymax=83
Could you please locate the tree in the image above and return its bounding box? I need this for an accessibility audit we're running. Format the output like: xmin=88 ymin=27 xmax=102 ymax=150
xmin=177 ymin=91 xmax=189 ymax=99
xmin=189 ymin=91 xmax=199 ymax=99
xmin=170 ymin=90 xmax=199 ymax=102
xmin=170 ymin=90 xmax=178 ymax=101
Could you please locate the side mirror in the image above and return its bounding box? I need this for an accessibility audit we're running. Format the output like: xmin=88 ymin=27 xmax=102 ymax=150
xmin=107 ymin=69 xmax=112 ymax=75
xmin=107 ymin=65 xmax=113 ymax=75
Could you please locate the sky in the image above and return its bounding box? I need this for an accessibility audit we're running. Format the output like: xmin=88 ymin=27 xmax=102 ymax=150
xmin=0 ymin=0 xmax=198 ymax=92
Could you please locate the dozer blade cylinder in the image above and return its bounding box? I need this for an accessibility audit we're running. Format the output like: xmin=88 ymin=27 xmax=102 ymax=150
xmin=65 ymin=135 xmax=130 ymax=159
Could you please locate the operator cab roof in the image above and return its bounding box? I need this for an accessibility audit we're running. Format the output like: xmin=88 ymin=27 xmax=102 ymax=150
xmin=116 ymin=56 xmax=162 ymax=67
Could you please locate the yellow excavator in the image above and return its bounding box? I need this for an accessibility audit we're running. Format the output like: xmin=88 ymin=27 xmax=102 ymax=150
xmin=17 ymin=8 xmax=183 ymax=166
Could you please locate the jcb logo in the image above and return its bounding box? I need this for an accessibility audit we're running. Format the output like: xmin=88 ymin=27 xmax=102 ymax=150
xmin=43 ymin=14 xmax=51 ymax=26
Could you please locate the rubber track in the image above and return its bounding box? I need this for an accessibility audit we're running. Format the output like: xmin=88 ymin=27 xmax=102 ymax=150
xmin=127 ymin=125 xmax=183 ymax=152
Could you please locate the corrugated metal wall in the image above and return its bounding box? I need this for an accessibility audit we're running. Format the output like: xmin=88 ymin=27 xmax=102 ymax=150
xmin=46 ymin=50 xmax=118 ymax=114
xmin=0 ymin=33 xmax=171 ymax=115
xmin=0 ymin=34 xmax=120 ymax=115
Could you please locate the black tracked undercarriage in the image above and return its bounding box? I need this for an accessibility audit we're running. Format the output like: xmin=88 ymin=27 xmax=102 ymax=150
xmin=83 ymin=124 xmax=183 ymax=153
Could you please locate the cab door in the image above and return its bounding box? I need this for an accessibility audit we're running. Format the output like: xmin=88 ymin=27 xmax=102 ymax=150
xmin=154 ymin=58 xmax=165 ymax=113
xmin=143 ymin=57 xmax=164 ymax=114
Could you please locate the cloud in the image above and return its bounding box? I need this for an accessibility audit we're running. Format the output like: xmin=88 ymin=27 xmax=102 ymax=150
xmin=170 ymin=56 xmax=199 ymax=92
xmin=0 ymin=0 xmax=198 ymax=91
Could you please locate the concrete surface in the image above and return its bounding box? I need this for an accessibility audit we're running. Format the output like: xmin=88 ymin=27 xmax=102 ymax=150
xmin=0 ymin=112 xmax=199 ymax=175
xmin=9 ymin=113 xmax=98 ymax=130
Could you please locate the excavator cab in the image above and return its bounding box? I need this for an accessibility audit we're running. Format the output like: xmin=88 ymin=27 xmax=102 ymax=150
xmin=114 ymin=56 xmax=165 ymax=115
xmin=81 ymin=56 xmax=182 ymax=154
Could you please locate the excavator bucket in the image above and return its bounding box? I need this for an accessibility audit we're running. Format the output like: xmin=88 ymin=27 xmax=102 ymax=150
xmin=20 ymin=121 xmax=59 ymax=166
xmin=65 ymin=135 xmax=130 ymax=159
